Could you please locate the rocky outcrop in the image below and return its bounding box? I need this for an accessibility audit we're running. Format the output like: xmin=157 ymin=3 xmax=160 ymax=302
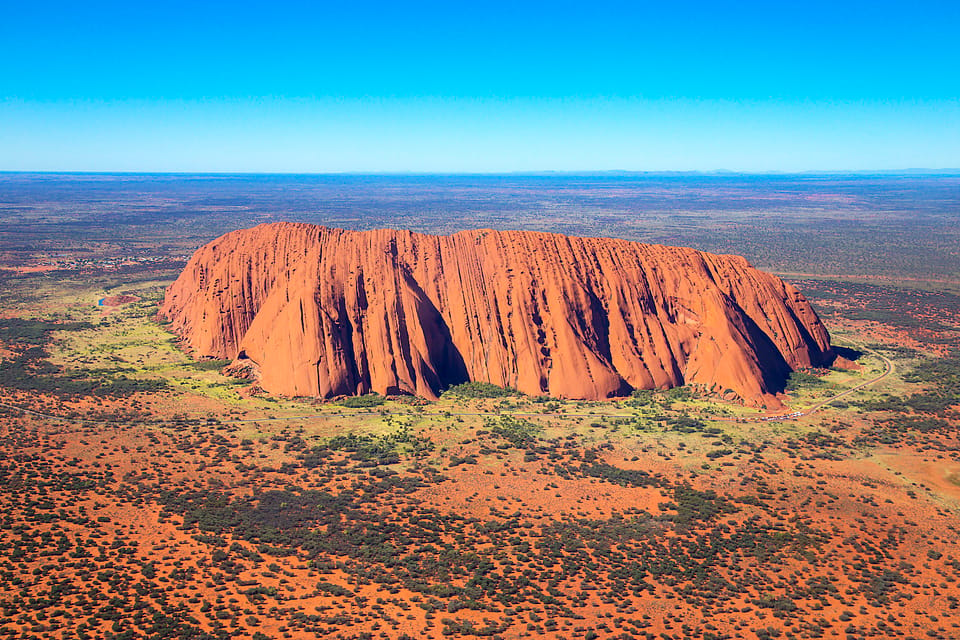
xmin=160 ymin=223 xmax=832 ymax=406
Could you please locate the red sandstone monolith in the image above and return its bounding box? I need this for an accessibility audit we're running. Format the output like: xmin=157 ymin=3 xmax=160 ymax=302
xmin=160 ymin=224 xmax=832 ymax=406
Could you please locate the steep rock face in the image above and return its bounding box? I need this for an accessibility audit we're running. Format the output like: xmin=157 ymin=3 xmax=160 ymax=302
xmin=160 ymin=223 xmax=832 ymax=406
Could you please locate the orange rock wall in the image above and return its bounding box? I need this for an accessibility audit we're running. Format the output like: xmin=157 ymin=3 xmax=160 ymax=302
xmin=160 ymin=223 xmax=832 ymax=405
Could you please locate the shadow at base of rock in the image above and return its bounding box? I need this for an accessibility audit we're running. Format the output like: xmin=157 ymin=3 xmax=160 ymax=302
xmin=832 ymin=345 xmax=864 ymax=362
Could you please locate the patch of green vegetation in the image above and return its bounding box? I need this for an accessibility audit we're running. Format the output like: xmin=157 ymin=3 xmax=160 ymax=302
xmin=627 ymin=385 xmax=698 ymax=409
xmin=855 ymin=394 xmax=910 ymax=412
xmin=0 ymin=318 xmax=95 ymax=345
xmin=486 ymin=415 xmax=541 ymax=448
xmin=580 ymin=462 xmax=659 ymax=488
xmin=1 ymin=344 xmax=167 ymax=398
xmin=185 ymin=358 xmax=232 ymax=371
xmin=299 ymin=426 xmax=433 ymax=468
xmin=665 ymin=485 xmax=739 ymax=525
xmin=627 ymin=388 xmax=657 ymax=406
xmin=899 ymin=350 xmax=960 ymax=416
xmin=443 ymin=381 xmax=517 ymax=399
xmin=336 ymin=393 xmax=386 ymax=408
xmin=879 ymin=415 xmax=952 ymax=433
xmin=854 ymin=351 xmax=960 ymax=432
xmin=663 ymin=414 xmax=713 ymax=433
xmin=662 ymin=385 xmax=695 ymax=402
xmin=315 ymin=581 xmax=352 ymax=597
xmin=864 ymin=344 xmax=921 ymax=359
xmin=785 ymin=370 xmax=827 ymax=392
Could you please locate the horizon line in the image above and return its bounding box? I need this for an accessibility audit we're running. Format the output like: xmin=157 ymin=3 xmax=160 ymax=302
xmin=2 ymin=168 xmax=960 ymax=177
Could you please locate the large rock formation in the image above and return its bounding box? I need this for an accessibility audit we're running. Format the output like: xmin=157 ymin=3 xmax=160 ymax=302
xmin=160 ymin=223 xmax=832 ymax=406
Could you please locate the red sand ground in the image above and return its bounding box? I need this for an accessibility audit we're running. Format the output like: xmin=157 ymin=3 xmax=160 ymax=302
xmin=2 ymin=387 xmax=959 ymax=640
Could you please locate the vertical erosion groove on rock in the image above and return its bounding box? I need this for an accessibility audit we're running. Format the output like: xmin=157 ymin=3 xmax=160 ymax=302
xmin=159 ymin=223 xmax=833 ymax=406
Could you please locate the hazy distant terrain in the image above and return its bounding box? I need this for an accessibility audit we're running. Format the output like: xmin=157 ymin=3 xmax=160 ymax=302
xmin=1 ymin=172 xmax=958 ymax=284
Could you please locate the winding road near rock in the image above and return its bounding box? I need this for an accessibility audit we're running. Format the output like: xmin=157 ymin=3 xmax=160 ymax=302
xmin=800 ymin=350 xmax=893 ymax=417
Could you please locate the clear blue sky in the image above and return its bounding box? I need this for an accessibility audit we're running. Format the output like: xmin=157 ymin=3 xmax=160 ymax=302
xmin=1 ymin=0 xmax=958 ymax=172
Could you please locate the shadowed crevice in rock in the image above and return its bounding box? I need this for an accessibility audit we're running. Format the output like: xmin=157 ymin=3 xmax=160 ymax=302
xmin=782 ymin=303 xmax=835 ymax=369
xmin=398 ymin=266 xmax=470 ymax=396
xmin=736 ymin=309 xmax=793 ymax=394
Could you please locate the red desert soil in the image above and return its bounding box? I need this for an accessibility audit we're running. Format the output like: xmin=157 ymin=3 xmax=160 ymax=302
xmin=161 ymin=224 xmax=832 ymax=406
xmin=5 ymin=406 xmax=960 ymax=640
